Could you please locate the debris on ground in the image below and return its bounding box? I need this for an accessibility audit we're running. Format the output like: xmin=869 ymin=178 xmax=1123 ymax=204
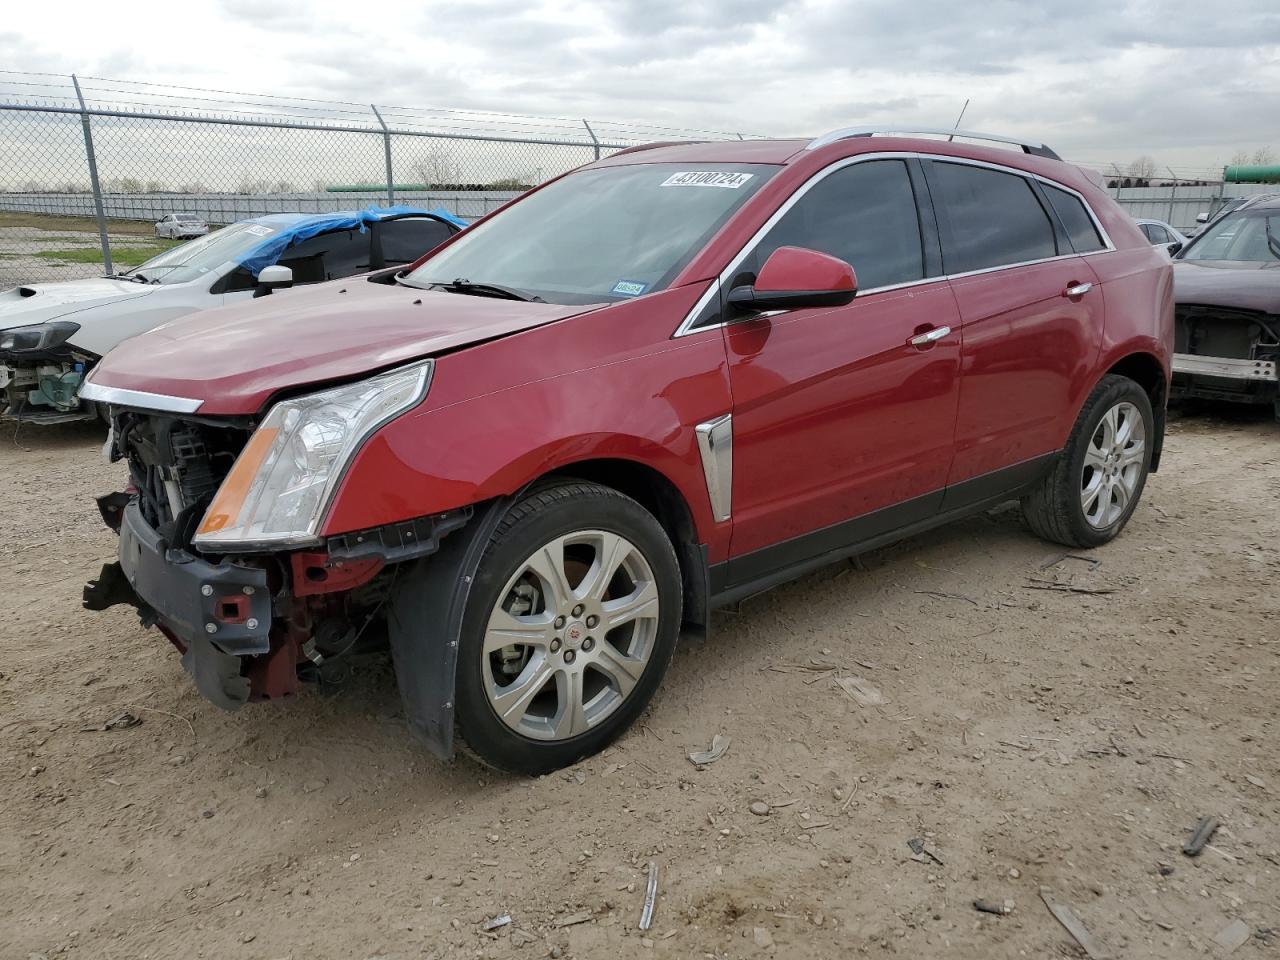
xmin=752 ymin=926 xmax=774 ymax=948
xmin=1039 ymin=887 xmax=1109 ymax=960
xmin=1183 ymin=816 xmax=1219 ymax=856
xmin=748 ymin=801 xmax=770 ymax=816
xmin=973 ymin=899 xmax=1012 ymax=916
xmin=1023 ymin=579 xmax=1115 ymax=596
xmin=79 ymin=711 xmax=141 ymax=732
xmin=1213 ymin=919 xmax=1251 ymax=953
xmin=907 ymin=838 xmax=944 ymax=865
xmin=553 ymin=911 xmax=593 ymax=928
xmin=638 ymin=860 xmax=658 ymax=931
xmin=687 ymin=735 xmax=730 ymax=766
xmin=482 ymin=914 xmax=511 ymax=931
xmin=833 ymin=675 xmax=885 ymax=707
xmin=1038 ymin=553 xmax=1102 ymax=572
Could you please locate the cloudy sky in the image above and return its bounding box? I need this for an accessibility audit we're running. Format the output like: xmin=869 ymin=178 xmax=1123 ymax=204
xmin=3 ymin=0 xmax=1279 ymax=176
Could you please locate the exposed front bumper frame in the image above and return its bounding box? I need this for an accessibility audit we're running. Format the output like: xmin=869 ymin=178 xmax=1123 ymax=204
xmin=1172 ymin=353 xmax=1278 ymax=381
xmin=112 ymin=499 xmax=273 ymax=656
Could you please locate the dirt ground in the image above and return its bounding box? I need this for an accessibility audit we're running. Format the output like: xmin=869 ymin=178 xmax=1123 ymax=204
xmin=1 ymin=406 xmax=1277 ymax=960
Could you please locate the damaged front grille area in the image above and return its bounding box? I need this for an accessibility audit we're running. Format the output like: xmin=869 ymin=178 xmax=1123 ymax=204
xmin=1175 ymin=304 xmax=1280 ymax=362
xmin=111 ymin=412 xmax=252 ymax=545
xmin=1173 ymin=304 xmax=1280 ymax=409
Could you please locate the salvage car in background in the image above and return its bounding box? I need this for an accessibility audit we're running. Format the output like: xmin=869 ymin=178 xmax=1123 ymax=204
xmin=155 ymin=214 xmax=210 ymax=239
xmin=81 ymin=129 xmax=1172 ymax=774
xmin=1171 ymin=194 xmax=1280 ymax=418
xmin=0 ymin=206 xmax=465 ymax=424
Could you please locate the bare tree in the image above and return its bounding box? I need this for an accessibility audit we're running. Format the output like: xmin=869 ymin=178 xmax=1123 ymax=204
xmin=412 ymin=146 xmax=462 ymax=188
xmin=1127 ymin=156 xmax=1156 ymax=180
xmin=1252 ymin=146 xmax=1275 ymax=165
xmin=1230 ymin=150 xmax=1252 ymax=166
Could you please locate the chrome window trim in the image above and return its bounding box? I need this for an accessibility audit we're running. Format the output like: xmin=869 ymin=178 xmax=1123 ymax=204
xmin=672 ymin=151 xmax=1115 ymax=339
xmin=78 ymin=380 xmax=204 ymax=414
xmin=694 ymin=413 xmax=734 ymax=522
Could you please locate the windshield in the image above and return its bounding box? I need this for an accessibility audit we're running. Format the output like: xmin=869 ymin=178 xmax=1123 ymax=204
xmin=1182 ymin=209 xmax=1280 ymax=262
xmin=404 ymin=162 xmax=777 ymax=304
xmin=126 ymin=221 xmax=278 ymax=285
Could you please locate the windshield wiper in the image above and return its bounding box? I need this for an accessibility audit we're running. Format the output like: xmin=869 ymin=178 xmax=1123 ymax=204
xmin=107 ymin=271 xmax=148 ymax=284
xmin=431 ymin=278 xmax=544 ymax=303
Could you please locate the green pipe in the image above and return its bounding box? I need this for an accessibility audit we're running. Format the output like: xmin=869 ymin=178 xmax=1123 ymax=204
xmin=1224 ymin=165 xmax=1280 ymax=183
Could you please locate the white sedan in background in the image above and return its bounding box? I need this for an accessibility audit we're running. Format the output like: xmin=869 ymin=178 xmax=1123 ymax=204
xmin=1134 ymin=218 xmax=1188 ymax=250
xmin=155 ymin=214 xmax=209 ymax=239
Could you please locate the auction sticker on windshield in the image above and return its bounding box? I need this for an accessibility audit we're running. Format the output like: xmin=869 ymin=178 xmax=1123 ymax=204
xmin=244 ymin=224 xmax=275 ymax=237
xmin=660 ymin=171 xmax=754 ymax=189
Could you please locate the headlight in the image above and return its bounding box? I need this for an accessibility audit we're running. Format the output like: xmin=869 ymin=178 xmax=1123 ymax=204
xmin=192 ymin=359 xmax=434 ymax=551
xmin=0 ymin=321 xmax=80 ymax=353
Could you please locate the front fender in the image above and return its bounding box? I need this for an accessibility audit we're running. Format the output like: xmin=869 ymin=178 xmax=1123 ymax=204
xmin=321 ymin=293 xmax=733 ymax=558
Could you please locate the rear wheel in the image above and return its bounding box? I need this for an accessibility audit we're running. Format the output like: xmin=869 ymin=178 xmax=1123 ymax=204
xmin=1021 ymin=375 xmax=1155 ymax=548
xmin=454 ymin=482 xmax=681 ymax=774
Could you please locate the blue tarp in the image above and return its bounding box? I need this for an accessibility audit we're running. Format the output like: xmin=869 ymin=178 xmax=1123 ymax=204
xmin=235 ymin=205 xmax=469 ymax=277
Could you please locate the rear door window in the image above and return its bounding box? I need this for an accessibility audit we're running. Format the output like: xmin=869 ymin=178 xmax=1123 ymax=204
xmin=744 ymin=159 xmax=926 ymax=291
xmin=377 ymin=217 xmax=455 ymax=266
xmin=928 ymin=162 xmax=1059 ymax=273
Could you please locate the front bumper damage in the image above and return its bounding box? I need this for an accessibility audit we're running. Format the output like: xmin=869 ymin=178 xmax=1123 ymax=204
xmin=1171 ymin=304 xmax=1280 ymax=415
xmin=86 ymin=499 xmax=272 ymax=709
xmin=0 ymin=356 xmax=99 ymax=423
xmin=84 ymin=491 xmax=471 ymax=713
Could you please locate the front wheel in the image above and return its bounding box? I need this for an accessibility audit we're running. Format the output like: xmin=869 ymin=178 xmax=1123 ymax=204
xmin=454 ymin=482 xmax=682 ymax=774
xmin=1021 ymin=374 xmax=1155 ymax=548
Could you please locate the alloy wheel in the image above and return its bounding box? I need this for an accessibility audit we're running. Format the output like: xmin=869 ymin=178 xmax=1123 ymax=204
xmin=481 ymin=530 xmax=660 ymax=741
xmin=1080 ymin=401 xmax=1145 ymax=528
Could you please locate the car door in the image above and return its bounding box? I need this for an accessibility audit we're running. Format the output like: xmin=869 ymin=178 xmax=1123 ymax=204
xmin=921 ymin=159 xmax=1107 ymax=504
xmin=722 ymin=157 xmax=962 ymax=577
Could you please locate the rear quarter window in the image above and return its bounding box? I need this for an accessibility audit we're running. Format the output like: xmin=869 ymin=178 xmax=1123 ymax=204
xmin=1044 ymin=185 xmax=1107 ymax=253
xmin=929 ymin=161 xmax=1058 ymax=274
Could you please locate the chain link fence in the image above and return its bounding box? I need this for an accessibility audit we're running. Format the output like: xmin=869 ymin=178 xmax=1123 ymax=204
xmin=0 ymin=73 xmax=747 ymax=287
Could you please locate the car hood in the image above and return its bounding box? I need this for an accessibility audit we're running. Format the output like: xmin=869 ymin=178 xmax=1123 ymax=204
xmin=1173 ymin=259 xmax=1280 ymax=314
xmin=0 ymin=278 xmax=156 ymax=332
xmin=86 ymin=277 xmax=600 ymax=415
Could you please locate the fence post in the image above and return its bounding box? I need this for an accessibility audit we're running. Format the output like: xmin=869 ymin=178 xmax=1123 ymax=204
xmin=371 ymin=104 xmax=394 ymax=205
xmin=582 ymin=119 xmax=600 ymax=161
xmin=71 ymin=75 xmax=112 ymax=275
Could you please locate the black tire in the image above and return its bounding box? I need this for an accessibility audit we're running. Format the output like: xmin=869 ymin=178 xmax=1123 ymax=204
xmin=1021 ymin=374 xmax=1155 ymax=548
xmin=455 ymin=481 xmax=682 ymax=775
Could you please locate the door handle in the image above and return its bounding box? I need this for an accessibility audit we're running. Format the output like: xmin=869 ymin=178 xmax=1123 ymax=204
xmin=1063 ymin=282 xmax=1093 ymax=298
xmin=908 ymin=325 xmax=951 ymax=348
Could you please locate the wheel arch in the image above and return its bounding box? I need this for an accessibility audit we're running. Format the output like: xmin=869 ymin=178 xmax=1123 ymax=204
xmin=538 ymin=457 xmax=710 ymax=639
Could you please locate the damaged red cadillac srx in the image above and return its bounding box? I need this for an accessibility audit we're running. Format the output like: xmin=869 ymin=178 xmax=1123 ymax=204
xmin=81 ymin=129 xmax=1173 ymax=774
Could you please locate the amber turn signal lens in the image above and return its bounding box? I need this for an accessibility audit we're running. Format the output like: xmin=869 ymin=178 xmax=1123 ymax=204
xmin=197 ymin=426 xmax=279 ymax=536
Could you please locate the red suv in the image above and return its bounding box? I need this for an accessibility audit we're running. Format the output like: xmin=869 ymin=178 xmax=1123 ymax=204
xmin=82 ymin=129 xmax=1173 ymax=774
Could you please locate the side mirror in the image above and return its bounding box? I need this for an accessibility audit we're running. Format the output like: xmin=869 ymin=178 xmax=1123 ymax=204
xmin=727 ymin=246 xmax=857 ymax=312
xmin=1195 ymin=212 xmax=1209 ymax=224
xmin=254 ymin=264 xmax=294 ymax=298
xmin=1167 ymin=241 xmax=1183 ymax=257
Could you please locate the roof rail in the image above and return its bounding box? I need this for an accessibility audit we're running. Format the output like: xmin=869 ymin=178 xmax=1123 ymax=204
xmin=605 ymin=140 xmax=709 ymax=159
xmin=807 ymin=127 xmax=1061 ymax=160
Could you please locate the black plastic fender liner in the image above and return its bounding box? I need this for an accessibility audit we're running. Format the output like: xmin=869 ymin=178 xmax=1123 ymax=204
xmin=387 ymin=496 xmax=512 ymax=760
